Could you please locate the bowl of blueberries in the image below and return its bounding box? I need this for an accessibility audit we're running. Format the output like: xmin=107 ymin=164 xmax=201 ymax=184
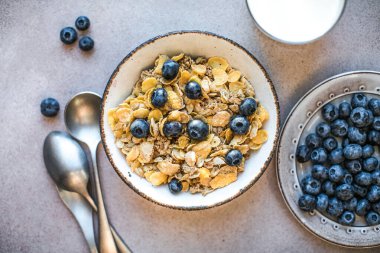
xmin=277 ymin=71 xmax=380 ymax=247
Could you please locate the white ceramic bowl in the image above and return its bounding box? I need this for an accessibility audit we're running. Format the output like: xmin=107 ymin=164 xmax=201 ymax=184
xmin=101 ymin=31 xmax=280 ymax=210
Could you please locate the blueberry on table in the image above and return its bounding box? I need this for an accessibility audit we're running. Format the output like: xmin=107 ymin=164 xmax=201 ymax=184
xmin=345 ymin=160 xmax=362 ymax=174
xmin=316 ymin=193 xmax=329 ymax=212
xmin=367 ymin=185 xmax=380 ymax=203
xmin=356 ymin=199 xmax=370 ymax=216
xmin=322 ymin=103 xmax=338 ymax=122
xmin=229 ymin=115 xmax=250 ymax=135
xmin=162 ymin=60 xmax=179 ymax=80
xmin=312 ymin=164 xmax=329 ymax=181
xmin=347 ymin=126 xmax=366 ymax=145
xmin=372 ymin=170 xmax=380 ymax=186
xmin=301 ymin=176 xmax=321 ymax=196
xmin=310 ymin=148 xmax=328 ymax=164
xmin=369 ymin=98 xmax=380 ymax=116
xmin=60 ymin=27 xmax=77 ymax=44
xmin=305 ymin=133 xmax=322 ymax=149
xmin=328 ymin=148 xmax=344 ymax=164
xmin=367 ymin=130 xmax=380 ymax=145
xmin=185 ymin=81 xmax=202 ymax=99
xmin=373 ymin=201 xmax=380 ymax=213
xmin=362 ymin=144 xmax=375 ymax=159
xmin=327 ymin=197 xmax=344 ymax=217
xmin=352 ymin=184 xmax=368 ymax=198
xmin=343 ymin=197 xmax=358 ymax=211
xmin=151 ymin=88 xmax=168 ymax=108
xmin=354 ymin=172 xmax=372 ymax=186
xmin=331 ymin=119 xmax=349 ymax=137
xmin=79 ymin=36 xmax=94 ymax=51
xmin=343 ymin=173 xmax=353 ymax=185
xmin=75 ymin=16 xmax=90 ymax=31
xmin=187 ymin=119 xmax=209 ymax=141
xmin=363 ymin=157 xmax=379 ymax=172
xmin=372 ymin=116 xmax=380 ymax=131
xmin=40 ymin=98 xmax=60 ymax=117
xmin=296 ymin=145 xmax=311 ymax=163
xmin=316 ymin=122 xmax=331 ymax=138
xmin=239 ymin=98 xmax=257 ymax=116
xmin=298 ymin=194 xmax=316 ymax=212
xmin=323 ymin=137 xmax=337 ymax=152
xmin=163 ymin=121 xmax=182 ymax=138
xmin=225 ymin=149 xmax=243 ymax=166
xmin=130 ymin=119 xmax=149 ymax=138
xmin=338 ymin=101 xmax=352 ymax=119
xmin=350 ymin=107 xmax=373 ymax=128
xmin=343 ymin=144 xmax=362 ymax=160
xmin=339 ymin=211 xmax=356 ymax=226
xmin=168 ymin=178 xmax=182 ymax=194
xmin=336 ymin=184 xmax=354 ymax=201
xmin=351 ymin=93 xmax=368 ymax=108
xmin=328 ymin=164 xmax=345 ymax=183
xmin=366 ymin=211 xmax=380 ymax=226
xmin=322 ymin=180 xmax=336 ymax=196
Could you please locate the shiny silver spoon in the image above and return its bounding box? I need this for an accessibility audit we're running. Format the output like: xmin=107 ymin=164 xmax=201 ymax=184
xmin=44 ymin=131 xmax=130 ymax=253
xmin=64 ymin=92 xmax=129 ymax=253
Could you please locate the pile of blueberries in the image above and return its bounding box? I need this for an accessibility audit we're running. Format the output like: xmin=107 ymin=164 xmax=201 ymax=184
xmin=60 ymin=16 xmax=94 ymax=51
xmin=296 ymin=93 xmax=380 ymax=226
xmin=130 ymin=59 xmax=258 ymax=194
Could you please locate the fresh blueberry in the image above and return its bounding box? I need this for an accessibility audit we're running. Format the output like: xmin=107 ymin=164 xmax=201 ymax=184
xmin=229 ymin=115 xmax=250 ymax=135
xmin=345 ymin=160 xmax=362 ymax=174
xmin=168 ymin=178 xmax=182 ymax=194
xmin=351 ymin=93 xmax=368 ymax=108
xmin=372 ymin=117 xmax=380 ymax=131
xmin=330 ymin=119 xmax=349 ymax=137
xmin=327 ymin=197 xmax=344 ymax=217
xmin=343 ymin=144 xmax=362 ymax=160
xmin=163 ymin=121 xmax=182 ymax=138
xmin=328 ymin=165 xmax=345 ymax=183
xmin=339 ymin=211 xmax=356 ymax=226
xmin=338 ymin=102 xmax=352 ymax=119
xmin=366 ymin=211 xmax=380 ymax=226
xmin=162 ymin=60 xmax=180 ymax=80
xmin=316 ymin=193 xmax=329 ymax=212
xmin=372 ymin=170 xmax=380 ymax=186
xmin=185 ymin=81 xmax=202 ymax=99
xmin=343 ymin=197 xmax=358 ymax=211
xmin=187 ymin=119 xmax=209 ymax=141
xmin=310 ymin=148 xmax=328 ymax=164
xmin=130 ymin=119 xmax=149 ymax=138
xmin=312 ymin=164 xmax=329 ymax=181
xmin=239 ymin=98 xmax=257 ymax=116
xmin=373 ymin=201 xmax=380 ymax=213
xmin=329 ymin=148 xmax=344 ymax=164
xmin=362 ymin=144 xmax=375 ymax=159
xmin=336 ymin=184 xmax=354 ymax=201
xmin=75 ymin=16 xmax=90 ymax=31
xmin=343 ymin=172 xmax=354 ymax=185
xmin=296 ymin=145 xmax=311 ymax=163
xmin=350 ymin=107 xmax=373 ymax=128
xmin=363 ymin=157 xmax=379 ymax=172
xmin=356 ymin=199 xmax=370 ymax=216
xmin=367 ymin=130 xmax=380 ymax=145
xmin=354 ymin=172 xmax=372 ymax=186
xmin=151 ymin=88 xmax=168 ymax=108
xmin=352 ymin=184 xmax=368 ymax=198
xmin=316 ymin=122 xmax=331 ymax=138
xmin=305 ymin=133 xmax=322 ymax=149
xmin=40 ymin=98 xmax=60 ymax=117
xmin=301 ymin=176 xmax=321 ymax=196
xmin=323 ymin=137 xmax=337 ymax=152
xmin=298 ymin=194 xmax=316 ymax=212
xmin=369 ymin=98 xmax=380 ymax=116
xmin=60 ymin=27 xmax=77 ymax=44
xmin=322 ymin=181 xmax=336 ymax=196
xmin=347 ymin=126 xmax=367 ymax=145
xmin=78 ymin=36 xmax=94 ymax=51
xmin=322 ymin=103 xmax=339 ymax=122
xmin=367 ymin=185 xmax=380 ymax=203
xmin=225 ymin=149 xmax=243 ymax=166
xmin=342 ymin=138 xmax=350 ymax=148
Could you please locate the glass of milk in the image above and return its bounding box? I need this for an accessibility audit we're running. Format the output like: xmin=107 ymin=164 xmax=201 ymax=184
xmin=246 ymin=0 xmax=346 ymax=44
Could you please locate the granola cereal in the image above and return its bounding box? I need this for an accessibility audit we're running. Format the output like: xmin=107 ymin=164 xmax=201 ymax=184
xmin=108 ymin=54 xmax=269 ymax=195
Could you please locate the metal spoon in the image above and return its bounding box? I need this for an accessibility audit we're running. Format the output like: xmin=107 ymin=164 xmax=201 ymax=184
xmin=64 ymin=92 xmax=128 ymax=253
xmin=43 ymin=131 xmax=131 ymax=253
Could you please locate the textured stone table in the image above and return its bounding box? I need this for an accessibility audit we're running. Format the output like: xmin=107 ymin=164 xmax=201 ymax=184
xmin=1 ymin=0 xmax=380 ymax=252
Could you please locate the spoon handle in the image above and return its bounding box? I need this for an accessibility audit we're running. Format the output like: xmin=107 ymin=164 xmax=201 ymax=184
xmin=90 ymin=144 xmax=118 ymax=253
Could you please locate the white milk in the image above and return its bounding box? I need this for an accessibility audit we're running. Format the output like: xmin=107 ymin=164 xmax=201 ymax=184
xmin=247 ymin=0 xmax=345 ymax=43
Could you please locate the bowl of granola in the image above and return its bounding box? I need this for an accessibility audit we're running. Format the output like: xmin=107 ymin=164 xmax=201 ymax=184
xmin=101 ymin=31 xmax=280 ymax=210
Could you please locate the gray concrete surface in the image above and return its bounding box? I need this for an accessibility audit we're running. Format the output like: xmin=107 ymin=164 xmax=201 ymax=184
xmin=1 ymin=0 xmax=380 ymax=252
